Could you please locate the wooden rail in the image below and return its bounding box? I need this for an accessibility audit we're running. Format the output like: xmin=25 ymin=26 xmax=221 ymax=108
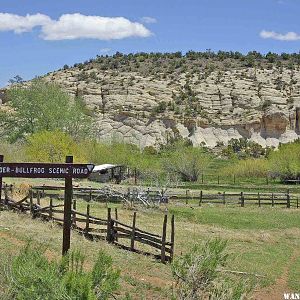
xmin=0 ymin=185 xmax=175 ymax=263
xmin=171 ymin=190 xmax=299 ymax=208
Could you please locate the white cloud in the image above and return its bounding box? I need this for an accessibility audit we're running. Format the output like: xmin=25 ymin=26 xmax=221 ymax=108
xmin=0 ymin=13 xmax=51 ymax=33
xmin=0 ymin=12 xmax=152 ymax=40
xmin=42 ymin=13 xmax=152 ymax=40
xmin=140 ymin=16 xmax=157 ymax=24
xmin=260 ymin=30 xmax=300 ymax=41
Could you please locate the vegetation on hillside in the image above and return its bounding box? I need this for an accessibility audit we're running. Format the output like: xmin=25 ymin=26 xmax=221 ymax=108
xmin=1 ymin=76 xmax=300 ymax=184
xmin=59 ymin=51 xmax=300 ymax=78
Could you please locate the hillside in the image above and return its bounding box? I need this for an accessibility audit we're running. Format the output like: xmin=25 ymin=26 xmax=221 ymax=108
xmin=2 ymin=51 xmax=300 ymax=148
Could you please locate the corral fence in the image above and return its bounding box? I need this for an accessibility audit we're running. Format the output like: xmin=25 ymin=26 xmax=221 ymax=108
xmin=0 ymin=184 xmax=175 ymax=263
xmin=171 ymin=190 xmax=299 ymax=208
xmin=128 ymin=170 xmax=300 ymax=187
xmin=32 ymin=185 xmax=168 ymax=207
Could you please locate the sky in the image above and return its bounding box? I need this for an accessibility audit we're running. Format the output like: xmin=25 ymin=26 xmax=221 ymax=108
xmin=0 ymin=0 xmax=300 ymax=87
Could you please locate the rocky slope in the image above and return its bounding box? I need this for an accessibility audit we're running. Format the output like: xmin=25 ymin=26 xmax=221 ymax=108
xmin=2 ymin=53 xmax=300 ymax=148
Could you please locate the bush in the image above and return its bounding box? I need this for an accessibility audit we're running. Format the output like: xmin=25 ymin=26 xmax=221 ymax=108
xmin=163 ymin=142 xmax=211 ymax=182
xmin=222 ymin=138 xmax=266 ymax=159
xmin=268 ymin=141 xmax=300 ymax=182
xmin=221 ymin=158 xmax=268 ymax=178
xmin=1 ymin=244 xmax=121 ymax=300
xmin=172 ymin=238 xmax=251 ymax=300
xmin=153 ymin=101 xmax=167 ymax=113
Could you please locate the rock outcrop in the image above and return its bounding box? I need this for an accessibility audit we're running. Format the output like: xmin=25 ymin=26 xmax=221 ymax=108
xmin=2 ymin=55 xmax=300 ymax=148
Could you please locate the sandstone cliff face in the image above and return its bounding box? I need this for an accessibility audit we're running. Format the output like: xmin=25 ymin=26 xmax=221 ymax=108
xmin=2 ymin=57 xmax=300 ymax=148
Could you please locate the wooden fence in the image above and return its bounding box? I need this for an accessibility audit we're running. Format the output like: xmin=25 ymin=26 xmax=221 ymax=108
xmin=0 ymin=185 xmax=175 ymax=263
xmin=32 ymin=185 xmax=168 ymax=207
xmin=171 ymin=190 xmax=299 ymax=208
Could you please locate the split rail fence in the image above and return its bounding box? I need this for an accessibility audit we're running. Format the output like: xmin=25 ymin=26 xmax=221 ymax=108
xmin=32 ymin=185 xmax=168 ymax=207
xmin=171 ymin=190 xmax=299 ymax=208
xmin=0 ymin=185 xmax=175 ymax=263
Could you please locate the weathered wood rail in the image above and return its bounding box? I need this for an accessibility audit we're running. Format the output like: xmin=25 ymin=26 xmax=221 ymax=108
xmin=32 ymin=185 xmax=168 ymax=207
xmin=0 ymin=185 xmax=175 ymax=263
xmin=171 ymin=190 xmax=299 ymax=208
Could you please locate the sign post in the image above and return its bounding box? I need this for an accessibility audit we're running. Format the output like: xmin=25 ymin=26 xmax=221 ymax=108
xmin=62 ymin=155 xmax=73 ymax=256
xmin=0 ymin=155 xmax=3 ymax=201
xmin=0 ymin=155 xmax=94 ymax=256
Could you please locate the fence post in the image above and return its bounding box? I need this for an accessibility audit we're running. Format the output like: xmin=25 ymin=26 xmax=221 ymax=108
xmin=271 ymin=193 xmax=274 ymax=207
xmin=170 ymin=214 xmax=175 ymax=262
xmin=128 ymin=188 xmax=133 ymax=208
xmin=37 ymin=190 xmax=40 ymax=205
xmin=240 ymin=192 xmax=244 ymax=207
xmin=287 ymin=189 xmax=290 ymax=209
xmin=131 ymin=212 xmax=137 ymax=251
xmin=4 ymin=184 xmax=8 ymax=205
xmin=222 ymin=192 xmax=226 ymax=205
xmin=297 ymin=197 xmax=299 ymax=209
xmin=185 ymin=190 xmax=189 ymax=205
xmin=161 ymin=214 xmax=168 ymax=263
xmin=134 ymin=168 xmax=137 ymax=185
xmin=258 ymin=192 xmax=261 ymax=207
xmin=62 ymin=155 xmax=73 ymax=256
xmin=89 ymin=188 xmax=92 ymax=202
xmin=115 ymin=208 xmax=118 ymax=242
xmin=217 ymin=175 xmax=220 ymax=185
xmin=106 ymin=208 xmax=113 ymax=243
xmin=201 ymin=174 xmax=204 ymax=184
xmin=49 ymin=197 xmax=53 ymax=219
xmin=29 ymin=190 xmax=34 ymax=215
xmin=72 ymin=199 xmax=77 ymax=227
xmin=0 ymin=155 xmax=3 ymax=202
xmin=199 ymin=191 xmax=203 ymax=206
xmin=85 ymin=203 xmax=90 ymax=236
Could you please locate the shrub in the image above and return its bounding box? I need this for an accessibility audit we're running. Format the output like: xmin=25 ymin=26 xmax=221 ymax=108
xmin=153 ymin=101 xmax=167 ymax=113
xmin=268 ymin=141 xmax=300 ymax=182
xmin=163 ymin=142 xmax=211 ymax=182
xmin=172 ymin=238 xmax=251 ymax=300
xmin=221 ymin=158 xmax=268 ymax=178
xmin=222 ymin=138 xmax=266 ymax=159
xmin=1 ymin=244 xmax=121 ymax=300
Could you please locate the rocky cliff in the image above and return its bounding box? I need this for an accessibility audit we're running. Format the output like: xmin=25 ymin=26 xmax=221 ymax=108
xmin=2 ymin=52 xmax=300 ymax=148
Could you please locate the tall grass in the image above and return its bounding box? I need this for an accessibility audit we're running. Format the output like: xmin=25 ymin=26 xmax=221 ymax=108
xmin=220 ymin=158 xmax=268 ymax=178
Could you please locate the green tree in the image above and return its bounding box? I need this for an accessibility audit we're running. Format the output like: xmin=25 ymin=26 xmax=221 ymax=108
xmin=8 ymin=75 xmax=24 ymax=84
xmin=2 ymin=80 xmax=92 ymax=141
xmin=26 ymin=130 xmax=86 ymax=163
xmin=163 ymin=142 xmax=211 ymax=181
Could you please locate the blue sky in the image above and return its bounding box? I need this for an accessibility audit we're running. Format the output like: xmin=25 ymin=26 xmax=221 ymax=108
xmin=0 ymin=0 xmax=300 ymax=87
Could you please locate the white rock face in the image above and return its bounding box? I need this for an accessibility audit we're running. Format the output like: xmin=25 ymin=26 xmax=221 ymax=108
xmin=2 ymin=63 xmax=300 ymax=148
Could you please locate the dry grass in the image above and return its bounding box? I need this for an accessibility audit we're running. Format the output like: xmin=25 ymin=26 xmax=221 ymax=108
xmin=1 ymin=186 xmax=300 ymax=298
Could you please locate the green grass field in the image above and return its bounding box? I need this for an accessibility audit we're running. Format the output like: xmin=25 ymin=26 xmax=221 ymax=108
xmin=1 ymin=191 xmax=300 ymax=299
